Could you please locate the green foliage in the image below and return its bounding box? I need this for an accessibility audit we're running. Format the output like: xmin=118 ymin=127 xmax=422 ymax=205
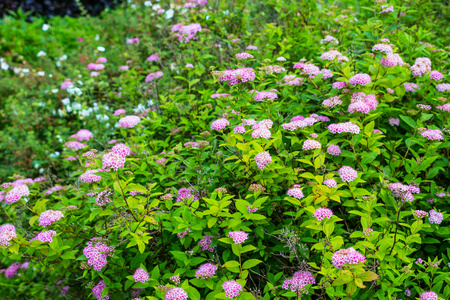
xmin=0 ymin=0 xmax=450 ymax=299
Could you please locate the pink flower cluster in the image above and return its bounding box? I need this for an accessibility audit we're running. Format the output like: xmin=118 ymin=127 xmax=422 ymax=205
xmin=417 ymin=104 xmax=432 ymax=110
xmin=71 ymin=129 xmax=93 ymax=141
xmin=235 ymin=52 xmax=254 ymax=59
xmin=66 ymin=141 xmax=87 ymax=150
xmin=228 ymin=231 xmax=248 ymax=244
xmin=320 ymin=35 xmax=339 ymax=45
xmin=287 ymin=184 xmax=304 ymax=200
xmin=313 ymin=208 xmax=333 ymax=221
xmin=404 ymin=82 xmax=420 ymax=92
xmin=320 ymin=50 xmax=348 ymax=62
xmin=118 ymin=116 xmax=141 ymax=128
xmin=165 ymin=287 xmax=188 ymax=300
xmin=254 ymin=151 xmax=272 ymax=170
xmin=43 ymin=185 xmax=63 ymax=195
xmin=211 ymin=93 xmax=230 ymax=99
xmin=436 ymin=104 xmax=450 ymax=112
xmin=60 ymin=79 xmax=73 ymax=89
xmin=282 ymin=270 xmax=315 ymax=294
xmin=414 ymin=210 xmax=429 ymax=219
xmin=96 ymin=190 xmax=112 ymax=206
xmin=282 ymin=116 xmax=317 ymax=131
xmin=30 ymin=230 xmax=57 ymax=243
xmin=348 ymin=93 xmax=378 ymax=114
xmin=83 ymin=238 xmax=115 ymax=271
xmin=0 ymin=224 xmax=17 ymax=248
xmin=328 ymin=122 xmax=360 ymax=134
xmin=381 ymin=53 xmax=405 ymax=67
xmin=172 ymin=23 xmax=202 ymax=43
xmin=222 ymin=280 xmax=243 ymax=299
xmin=5 ymin=184 xmax=29 ymax=204
xmin=294 ymin=63 xmax=320 ymax=78
xmin=429 ymin=210 xmax=443 ymax=225
xmin=87 ymin=63 xmax=105 ymax=71
xmin=195 ymin=263 xmax=217 ymax=278
xmin=198 ymin=235 xmax=216 ymax=252
xmin=430 ymin=70 xmax=443 ymax=81
xmin=323 ymin=179 xmax=337 ymax=188
xmin=133 ymin=268 xmax=149 ymax=283
xmin=5 ymin=263 xmax=21 ymax=278
xmin=389 ymin=183 xmax=420 ymax=202
xmin=114 ymin=109 xmax=126 ymax=116
xmin=436 ymin=83 xmax=450 ymax=92
xmin=39 ymin=210 xmax=64 ymax=227
xmin=211 ymin=118 xmax=230 ymax=130
xmin=280 ymin=75 xmax=304 ymax=86
xmin=332 ymin=81 xmax=348 ymax=89
xmin=372 ymin=43 xmax=393 ymax=53
xmin=303 ymin=139 xmax=321 ymax=151
xmin=322 ymin=96 xmax=342 ymax=108
xmin=176 ymin=188 xmax=199 ymax=202
xmin=145 ymin=71 xmax=164 ymax=82
xmin=254 ymin=91 xmax=278 ymax=102
xmin=338 ymin=166 xmax=357 ymax=182
xmin=332 ymin=247 xmax=366 ymax=268
xmin=380 ymin=5 xmax=394 ymax=14
xmin=80 ymin=169 xmax=102 ymax=183
xmin=92 ymin=280 xmax=109 ymax=300
xmin=421 ymin=129 xmax=444 ymax=141
xmin=234 ymin=125 xmax=245 ymax=134
xmin=217 ymin=68 xmax=256 ymax=85
xmin=420 ymin=291 xmax=438 ymax=300
xmin=147 ymin=54 xmax=160 ymax=62
xmin=411 ymin=57 xmax=431 ymax=76
xmin=102 ymin=152 xmax=126 ymax=170
xmin=327 ymin=145 xmax=341 ymax=156
xmin=349 ymin=73 xmax=371 ymax=85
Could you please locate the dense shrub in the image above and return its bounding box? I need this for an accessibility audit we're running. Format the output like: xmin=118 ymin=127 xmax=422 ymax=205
xmin=0 ymin=0 xmax=450 ymax=299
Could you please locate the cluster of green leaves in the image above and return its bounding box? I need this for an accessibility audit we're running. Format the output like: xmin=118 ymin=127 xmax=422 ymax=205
xmin=1 ymin=0 xmax=450 ymax=299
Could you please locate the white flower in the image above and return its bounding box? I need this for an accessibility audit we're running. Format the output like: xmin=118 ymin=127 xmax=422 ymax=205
xmin=97 ymin=46 xmax=105 ymax=52
xmin=39 ymin=168 xmax=44 ymax=174
xmin=133 ymin=104 xmax=146 ymax=113
xmin=206 ymin=15 xmax=210 ymax=20
xmin=152 ymin=4 xmax=161 ymax=10
xmin=56 ymin=61 xmax=61 ymax=67
xmin=37 ymin=51 xmax=46 ymax=57
xmin=51 ymin=89 xmax=59 ymax=93
xmin=42 ymin=24 xmax=50 ymax=31
xmin=1 ymin=61 xmax=9 ymax=70
xmin=49 ymin=74 xmax=53 ymax=77
xmin=144 ymin=1 xmax=153 ymax=7
xmin=59 ymin=55 xmax=68 ymax=61
xmin=22 ymin=68 xmax=30 ymax=73
xmin=38 ymin=102 xmax=46 ymax=107
xmin=165 ymin=9 xmax=174 ymax=19
xmin=95 ymin=34 xmax=100 ymax=41
xmin=147 ymin=100 xmax=154 ymax=106
xmin=223 ymin=10 xmax=230 ymax=15
xmin=130 ymin=4 xmax=136 ymax=8
xmin=72 ymin=102 xmax=81 ymax=110
xmin=62 ymin=98 xmax=70 ymax=105
xmin=57 ymin=109 xmax=63 ymax=117
xmin=81 ymin=109 xmax=90 ymax=117
xmin=37 ymin=71 xmax=45 ymax=76
xmin=67 ymin=87 xmax=82 ymax=96
xmin=66 ymin=106 xmax=72 ymax=113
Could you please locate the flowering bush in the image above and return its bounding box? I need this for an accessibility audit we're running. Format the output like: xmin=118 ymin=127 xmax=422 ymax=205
xmin=1 ymin=0 xmax=450 ymax=299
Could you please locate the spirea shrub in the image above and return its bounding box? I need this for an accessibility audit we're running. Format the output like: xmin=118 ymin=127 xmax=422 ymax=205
xmin=1 ymin=0 xmax=450 ymax=299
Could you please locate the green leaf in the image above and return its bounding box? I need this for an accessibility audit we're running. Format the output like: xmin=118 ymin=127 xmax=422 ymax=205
xmin=358 ymin=271 xmax=379 ymax=282
xmin=399 ymin=115 xmax=416 ymax=128
xmin=242 ymin=259 xmax=262 ymax=269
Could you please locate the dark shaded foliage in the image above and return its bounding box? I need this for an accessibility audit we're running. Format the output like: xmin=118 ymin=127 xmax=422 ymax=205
xmin=0 ymin=0 xmax=122 ymax=19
